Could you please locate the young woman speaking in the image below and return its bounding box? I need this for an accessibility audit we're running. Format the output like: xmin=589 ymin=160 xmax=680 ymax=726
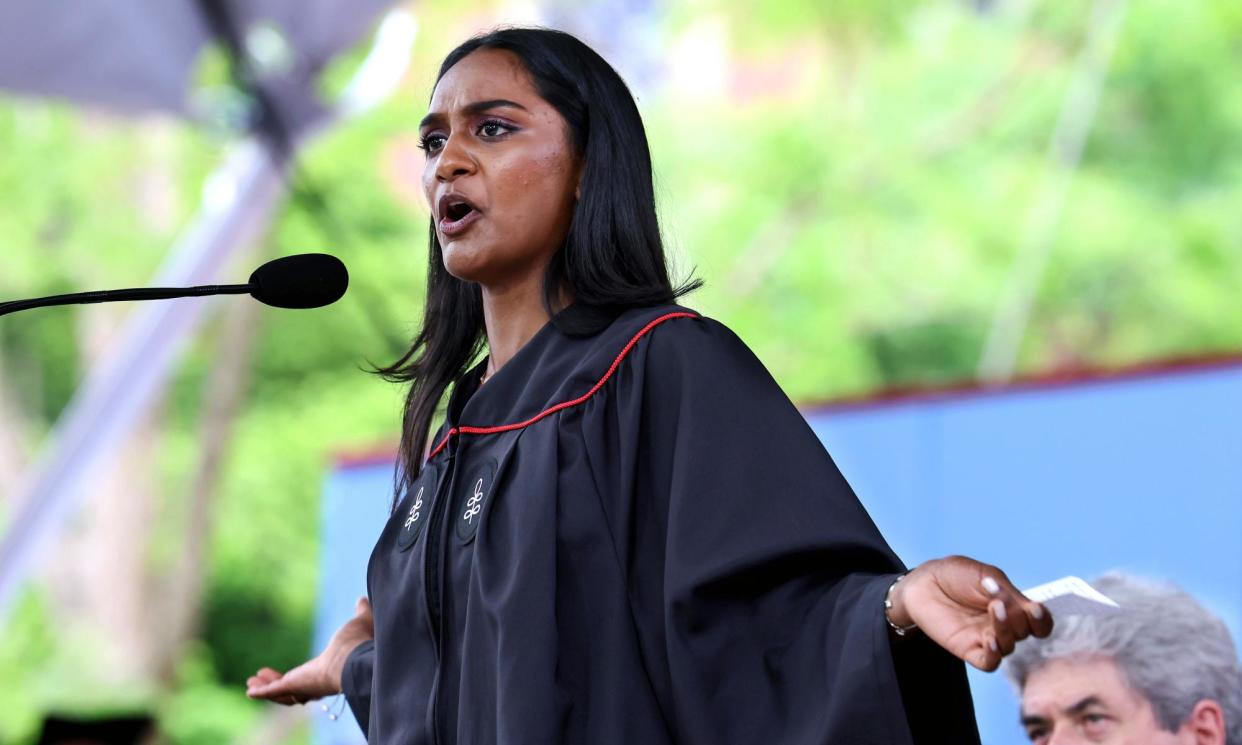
xmin=248 ymin=27 xmax=1051 ymax=745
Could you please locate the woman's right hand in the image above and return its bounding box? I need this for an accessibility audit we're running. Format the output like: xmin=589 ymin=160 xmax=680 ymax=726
xmin=246 ymin=596 xmax=374 ymax=706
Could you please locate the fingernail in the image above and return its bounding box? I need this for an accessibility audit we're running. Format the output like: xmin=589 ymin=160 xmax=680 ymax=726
xmin=982 ymin=577 xmax=1001 ymax=595
xmin=994 ymin=602 xmax=1008 ymax=622
xmin=989 ymin=638 xmax=999 ymax=653
xmin=1032 ymin=604 xmax=1045 ymax=619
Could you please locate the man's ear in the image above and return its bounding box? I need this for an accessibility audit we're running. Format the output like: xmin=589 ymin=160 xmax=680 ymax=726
xmin=1184 ymin=699 xmax=1226 ymax=745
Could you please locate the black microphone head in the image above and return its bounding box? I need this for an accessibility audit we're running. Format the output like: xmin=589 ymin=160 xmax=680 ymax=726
xmin=248 ymin=253 xmax=348 ymax=309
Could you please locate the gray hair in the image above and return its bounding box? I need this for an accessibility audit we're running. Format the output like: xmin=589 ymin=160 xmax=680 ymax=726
xmin=1005 ymin=573 xmax=1242 ymax=744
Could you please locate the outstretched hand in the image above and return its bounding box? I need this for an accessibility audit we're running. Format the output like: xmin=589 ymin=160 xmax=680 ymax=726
xmin=246 ymin=596 xmax=374 ymax=706
xmin=887 ymin=556 xmax=1053 ymax=672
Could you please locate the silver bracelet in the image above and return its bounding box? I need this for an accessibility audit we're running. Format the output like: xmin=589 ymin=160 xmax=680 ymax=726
xmin=884 ymin=573 xmax=918 ymax=637
xmin=321 ymin=694 xmax=347 ymax=721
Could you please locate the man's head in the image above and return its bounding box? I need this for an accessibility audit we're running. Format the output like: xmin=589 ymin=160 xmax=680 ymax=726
xmin=1005 ymin=574 xmax=1242 ymax=744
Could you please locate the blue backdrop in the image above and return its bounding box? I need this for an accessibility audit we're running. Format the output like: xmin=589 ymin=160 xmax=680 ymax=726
xmin=314 ymin=358 xmax=1242 ymax=745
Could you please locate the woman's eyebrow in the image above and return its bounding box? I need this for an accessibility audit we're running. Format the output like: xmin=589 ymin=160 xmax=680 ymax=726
xmin=419 ymin=99 xmax=530 ymax=130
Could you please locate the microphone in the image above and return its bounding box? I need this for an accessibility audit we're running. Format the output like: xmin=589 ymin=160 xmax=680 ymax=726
xmin=248 ymin=253 xmax=349 ymax=309
xmin=0 ymin=253 xmax=349 ymax=317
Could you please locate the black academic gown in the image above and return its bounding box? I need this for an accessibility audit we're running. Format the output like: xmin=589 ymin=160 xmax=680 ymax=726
xmin=342 ymin=304 xmax=980 ymax=745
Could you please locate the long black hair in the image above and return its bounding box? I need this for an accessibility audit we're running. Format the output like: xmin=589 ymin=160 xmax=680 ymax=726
xmin=377 ymin=27 xmax=700 ymax=500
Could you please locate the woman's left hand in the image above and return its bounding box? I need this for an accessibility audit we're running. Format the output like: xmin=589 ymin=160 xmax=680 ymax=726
xmin=886 ymin=555 xmax=1054 ymax=672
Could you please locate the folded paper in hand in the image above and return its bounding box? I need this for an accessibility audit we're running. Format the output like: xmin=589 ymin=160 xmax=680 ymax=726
xmin=1022 ymin=576 xmax=1121 ymax=617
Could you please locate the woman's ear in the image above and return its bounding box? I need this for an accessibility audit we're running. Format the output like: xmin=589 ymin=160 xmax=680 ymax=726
xmin=1184 ymin=699 xmax=1226 ymax=745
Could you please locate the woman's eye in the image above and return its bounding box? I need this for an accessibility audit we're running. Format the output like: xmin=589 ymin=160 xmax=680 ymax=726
xmin=418 ymin=120 xmax=511 ymax=153
xmin=478 ymin=120 xmax=511 ymax=138
xmin=418 ymin=133 xmax=446 ymax=153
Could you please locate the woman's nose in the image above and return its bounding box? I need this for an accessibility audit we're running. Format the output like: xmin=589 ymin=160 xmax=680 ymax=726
xmin=435 ymin=133 xmax=475 ymax=181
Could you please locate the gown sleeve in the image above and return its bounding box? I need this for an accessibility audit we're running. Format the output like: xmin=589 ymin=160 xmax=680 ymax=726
xmin=593 ymin=316 xmax=979 ymax=745
xmin=341 ymin=639 xmax=375 ymax=736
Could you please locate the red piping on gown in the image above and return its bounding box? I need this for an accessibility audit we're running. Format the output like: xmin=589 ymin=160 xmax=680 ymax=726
xmin=426 ymin=311 xmax=697 ymax=461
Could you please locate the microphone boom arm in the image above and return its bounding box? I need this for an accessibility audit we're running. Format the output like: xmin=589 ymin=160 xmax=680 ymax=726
xmin=0 ymin=284 xmax=252 ymax=317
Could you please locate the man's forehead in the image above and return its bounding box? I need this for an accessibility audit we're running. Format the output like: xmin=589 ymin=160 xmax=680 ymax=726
xmin=1022 ymin=657 xmax=1133 ymax=713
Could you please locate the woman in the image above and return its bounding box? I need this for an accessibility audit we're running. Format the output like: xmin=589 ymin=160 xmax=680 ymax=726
xmin=248 ymin=27 xmax=1051 ymax=744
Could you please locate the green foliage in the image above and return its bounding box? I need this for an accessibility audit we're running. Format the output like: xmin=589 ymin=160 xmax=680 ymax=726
xmin=159 ymin=646 xmax=268 ymax=745
xmin=655 ymin=0 xmax=1242 ymax=396
xmin=1091 ymin=1 xmax=1242 ymax=187
xmin=0 ymin=591 xmax=55 ymax=742
xmin=200 ymin=575 xmax=314 ymax=700
xmin=0 ymin=304 xmax=78 ymax=423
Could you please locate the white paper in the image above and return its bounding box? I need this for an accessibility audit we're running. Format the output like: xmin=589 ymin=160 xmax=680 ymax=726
xmin=1022 ymin=576 xmax=1121 ymax=617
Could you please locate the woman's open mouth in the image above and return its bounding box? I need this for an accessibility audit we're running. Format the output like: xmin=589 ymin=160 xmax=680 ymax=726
xmin=438 ymin=195 xmax=482 ymax=238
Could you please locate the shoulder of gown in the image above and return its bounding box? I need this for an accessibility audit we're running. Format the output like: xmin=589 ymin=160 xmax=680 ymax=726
xmin=577 ymin=305 xmax=983 ymax=745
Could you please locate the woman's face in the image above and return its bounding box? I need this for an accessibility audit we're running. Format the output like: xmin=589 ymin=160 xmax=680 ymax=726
xmin=420 ymin=48 xmax=581 ymax=289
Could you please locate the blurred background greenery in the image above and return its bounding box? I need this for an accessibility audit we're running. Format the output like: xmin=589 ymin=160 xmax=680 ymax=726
xmin=0 ymin=0 xmax=1239 ymax=741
